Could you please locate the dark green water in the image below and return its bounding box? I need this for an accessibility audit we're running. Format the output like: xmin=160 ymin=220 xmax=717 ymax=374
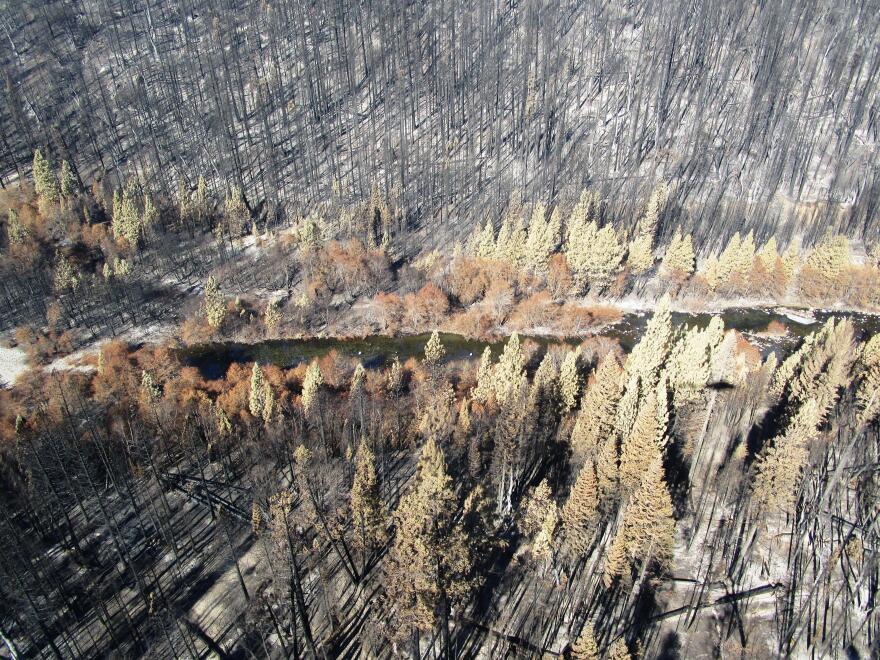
xmin=182 ymin=307 xmax=880 ymax=379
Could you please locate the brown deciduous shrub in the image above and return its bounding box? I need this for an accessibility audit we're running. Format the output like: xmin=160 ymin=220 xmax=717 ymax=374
xmin=446 ymin=256 xmax=493 ymax=305
xmin=403 ymin=283 xmax=449 ymax=329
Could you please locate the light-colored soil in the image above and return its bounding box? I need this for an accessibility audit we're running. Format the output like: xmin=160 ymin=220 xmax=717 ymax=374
xmin=0 ymin=345 xmax=28 ymax=386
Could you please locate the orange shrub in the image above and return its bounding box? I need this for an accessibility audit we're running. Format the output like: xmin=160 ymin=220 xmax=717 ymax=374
xmin=510 ymin=291 xmax=556 ymax=330
xmin=446 ymin=256 xmax=492 ymax=305
xmin=403 ymin=283 xmax=449 ymax=329
xmin=373 ymin=291 xmax=404 ymax=333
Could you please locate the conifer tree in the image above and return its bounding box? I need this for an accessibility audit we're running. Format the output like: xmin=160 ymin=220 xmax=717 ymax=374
xmin=53 ymin=251 xmax=80 ymax=292
xmin=636 ymin=182 xmax=668 ymax=241
xmin=608 ymin=639 xmax=632 ymax=660
xmin=752 ymin=400 xmax=821 ymax=513
xmin=525 ymin=203 xmax=560 ymax=273
xmin=614 ymin=374 xmax=641 ymax=442
xmin=558 ymin=348 xmax=581 ymax=414
xmin=532 ymin=503 xmax=559 ymax=564
xmin=59 ymin=160 xmax=76 ymax=202
xmin=140 ymin=370 xmax=160 ymax=402
xmin=224 ymin=187 xmax=249 ymax=237
xmin=301 ymin=361 xmax=324 ymax=420
xmin=472 ymin=347 xmax=495 ymax=404
xmin=472 ymin=220 xmax=496 ymax=258
xmin=804 ymin=233 xmax=850 ymax=288
xmin=620 ymin=459 xmax=675 ymax=569
xmin=602 ymin=529 xmax=628 ymax=587
xmin=702 ymin=254 xmax=722 ymax=291
xmin=661 ymin=229 xmax=696 ymax=278
xmin=385 ymin=438 xmax=475 ymax=658
xmin=781 ymin=243 xmax=800 ymax=282
xmin=351 ymin=438 xmax=388 ymax=563
xmin=570 ymin=224 xmax=625 ymax=291
xmin=249 ymin=363 xmax=266 ymax=419
xmin=493 ymin=333 xmax=526 ymax=404
xmin=502 ymin=216 xmax=528 ymax=268
xmin=424 ymin=330 xmax=446 ymax=368
xmin=596 ymin=432 xmax=620 ymax=506
xmin=250 ymin=501 xmax=264 ymax=536
xmin=520 ymin=478 xmax=555 ymax=536
xmin=418 ymin=380 xmax=457 ymax=443
xmin=856 ymin=334 xmax=880 ymax=425
xmin=665 ymin=318 xmax=724 ymax=406
xmin=624 ymin=295 xmax=673 ymax=391
xmin=32 ymin=149 xmax=59 ymax=211
xmin=626 ymin=234 xmax=654 ymax=275
xmin=6 ymin=209 xmax=27 ymax=245
xmin=757 ymin=237 xmax=779 ymax=272
xmin=177 ymin=178 xmax=191 ymax=226
xmin=264 ymin=300 xmax=282 ymax=335
xmin=454 ymin=398 xmax=472 ymax=448
xmin=204 ymin=275 xmax=227 ymax=329
xmin=262 ymin=381 xmax=275 ymax=422
xmin=142 ymin=195 xmax=159 ymax=234
xmin=570 ymin=623 xmax=599 ymax=660
xmin=571 ymin=354 xmax=622 ymax=460
xmin=111 ymin=183 xmax=141 ymax=247
xmin=606 ymin=460 xmax=675 ymax=586
xmin=216 ymin=402 xmax=232 ymax=436
xmin=350 ymin=363 xmax=366 ymax=427
xmin=528 ymin=352 xmax=559 ymax=437
xmin=387 ymin=356 xmax=403 ymax=395
xmin=618 ymin=392 xmax=666 ymax=497
xmin=565 ymin=190 xmax=597 ymax=247
xmin=562 ymin=460 xmax=599 ymax=556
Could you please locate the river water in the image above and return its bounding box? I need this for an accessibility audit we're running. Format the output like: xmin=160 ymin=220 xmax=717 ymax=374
xmin=182 ymin=307 xmax=880 ymax=379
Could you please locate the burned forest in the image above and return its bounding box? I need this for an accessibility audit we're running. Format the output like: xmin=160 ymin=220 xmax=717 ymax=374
xmin=1 ymin=0 xmax=880 ymax=659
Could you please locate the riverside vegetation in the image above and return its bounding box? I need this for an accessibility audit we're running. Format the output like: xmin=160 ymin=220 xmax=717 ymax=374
xmin=0 ymin=156 xmax=879 ymax=657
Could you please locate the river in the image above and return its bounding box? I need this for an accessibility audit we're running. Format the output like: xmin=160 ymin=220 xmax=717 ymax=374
xmin=182 ymin=307 xmax=880 ymax=379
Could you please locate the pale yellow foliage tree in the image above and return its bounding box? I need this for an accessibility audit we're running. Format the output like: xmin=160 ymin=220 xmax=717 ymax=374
xmin=224 ymin=187 xmax=249 ymax=237
xmin=249 ymin=363 xmax=266 ymax=419
xmin=661 ymin=229 xmax=696 ymax=278
xmin=472 ymin=346 xmax=495 ymax=404
xmin=608 ymin=639 xmax=632 ymax=660
xmin=571 ymin=353 xmax=622 ymax=460
xmin=558 ymin=348 xmax=581 ymax=414
xmin=561 ymin=461 xmax=599 ymax=556
xmin=520 ymin=478 xmax=554 ymax=536
xmin=618 ymin=392 xmax=666 ymax=496
xmin=470 ymin=220 xmax=496 ymax=258
xmin=53 ymin=251 xmax=80 ymax=292
xmin=264 ymin=300 xmax=282 ymax=335
xmin=351 ymin=438 xmax=388 ymax=557
xmin=32 ymin=149 xmax=59 ymax=213
xmin=204 ymin=275 xmax=227 ymax=329
xmin=804 ymin=233 xmax=850 ymax=287
xmin=753 ymin=400 xmax=821 ymax=513
xmin=626 ymin=234 xmax=654 ymax=275
xmin=301 ymin=361 xmax=324 ymax=419
xmin=525 ymin=203 xmax=560 ymax=273
xmin=384 ymin=438 xmax=476 ymax=651
xmin=493 ymin=333 xmax=526 ymax=405
xmin=624 ymin=295 xmax=674 ymax=391
xmin=424 ymin=330 xmax=446 ymax=369
xmin=608 ymin=460 xmax=675 ymax=582
xmin=856 ymin=334 xmax=880 ymax=425
xmin=570 ymin=623 xmax=599 ymax=660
